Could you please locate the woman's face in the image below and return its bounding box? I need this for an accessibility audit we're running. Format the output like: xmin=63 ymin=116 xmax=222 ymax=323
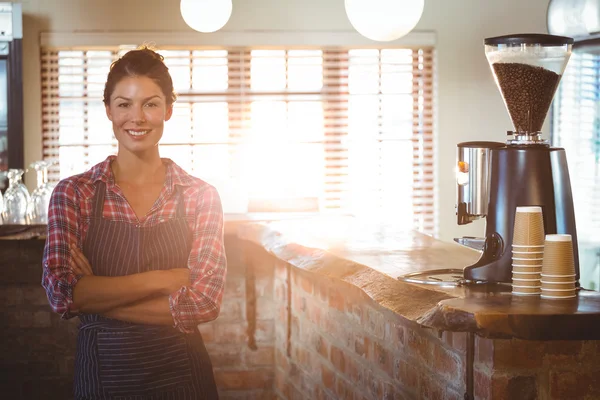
xmin=105 ymin=76 xmax=173 ymax=155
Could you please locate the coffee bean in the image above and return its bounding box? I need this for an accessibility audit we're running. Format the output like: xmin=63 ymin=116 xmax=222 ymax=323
xmin=492 ymin=63 xmax=561 ymax=133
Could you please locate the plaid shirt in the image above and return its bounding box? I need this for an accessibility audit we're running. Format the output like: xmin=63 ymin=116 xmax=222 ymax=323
xmin=41 ymin=155 xmax=227 ymax=334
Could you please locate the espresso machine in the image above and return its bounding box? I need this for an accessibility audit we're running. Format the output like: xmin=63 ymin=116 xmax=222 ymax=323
xmin=455 ymin=34 xmax=579 ymax=283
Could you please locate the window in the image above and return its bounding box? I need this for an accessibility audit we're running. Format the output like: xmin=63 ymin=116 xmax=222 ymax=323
xmin=41 ymin=45 xmax=435 ymax=234
xmin=552 ymin=47 xmax=600 ymax=290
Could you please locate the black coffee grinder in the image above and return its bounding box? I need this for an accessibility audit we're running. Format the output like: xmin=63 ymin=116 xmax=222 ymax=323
xmin=455 ymin=34 xmax=579 ymax=283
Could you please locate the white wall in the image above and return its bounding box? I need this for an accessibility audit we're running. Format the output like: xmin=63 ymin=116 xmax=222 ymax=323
xmin=14 ymin=0 xmax=552 ymax=242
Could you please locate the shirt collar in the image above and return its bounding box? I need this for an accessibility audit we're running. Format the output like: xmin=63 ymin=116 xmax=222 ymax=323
xmin=81 ymin=155 xmax=195 ymax=190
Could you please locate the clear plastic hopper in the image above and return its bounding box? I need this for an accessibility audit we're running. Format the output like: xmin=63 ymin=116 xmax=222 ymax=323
xmin=485 ymin=34 xmax=573 ymax=134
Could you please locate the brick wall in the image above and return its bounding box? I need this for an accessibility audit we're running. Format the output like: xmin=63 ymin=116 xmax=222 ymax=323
xmin=4 ymin=235 xmax=600 ymax=400
xmin=270 ymin=256 xmax=467 ymax=400
xmin=0 ymin=235 xmax=276 ymax=400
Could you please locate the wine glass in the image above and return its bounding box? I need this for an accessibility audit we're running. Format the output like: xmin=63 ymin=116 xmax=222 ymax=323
xmin=27 ymin=161 xmax=55 ymax=224
xmin=2 ymin=169 xmax=30 ymax=224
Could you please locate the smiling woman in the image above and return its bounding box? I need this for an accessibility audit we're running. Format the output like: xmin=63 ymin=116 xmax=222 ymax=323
xmin=41 ymin=47 xmax=226 ymax=399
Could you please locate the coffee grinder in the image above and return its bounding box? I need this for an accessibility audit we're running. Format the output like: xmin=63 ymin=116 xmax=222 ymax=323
xmin=455 ymin=34 xmax=579 ymax=283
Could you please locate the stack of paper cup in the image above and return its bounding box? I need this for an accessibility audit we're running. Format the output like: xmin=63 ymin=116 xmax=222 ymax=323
xmin=512 ymin=206 xmax=545 ymax=296
xmin=541 ymin=234 xmax=577 ymax=299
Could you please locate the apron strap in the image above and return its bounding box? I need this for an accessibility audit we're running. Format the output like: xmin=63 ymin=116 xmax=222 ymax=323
xmin=175 ymin=185 xmax=187 ymax=218
xmin=92 ymin=181 xmax=107 ymax=219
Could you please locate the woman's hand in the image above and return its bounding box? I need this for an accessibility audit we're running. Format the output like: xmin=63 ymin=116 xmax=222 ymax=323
xmin=70 ymin=243 xmax=94 ymax=277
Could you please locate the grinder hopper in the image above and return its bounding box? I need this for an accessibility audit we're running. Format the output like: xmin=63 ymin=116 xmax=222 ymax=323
xmin=485 ymin=34 xmax=572 ymax=134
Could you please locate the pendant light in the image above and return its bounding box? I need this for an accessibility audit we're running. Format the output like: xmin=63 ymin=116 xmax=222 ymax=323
xmin=180 ymin=0 xmax=233 ymax=33
xmin=345 ymin=0 xmax=425 ymax=42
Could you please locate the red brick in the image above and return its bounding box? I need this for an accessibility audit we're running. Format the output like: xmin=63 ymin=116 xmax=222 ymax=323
xmin=274 ymin=260 xmax=288 ymax=280
xmin=316 ymin=278 xmax=328 ymax=303
xmin=363 ymin=306 xmax=385 ymax=339
xmin=475 ymin=336 xmax=493 ymax=368
xmin=255 ymin=270 xmax=274 ymax=297
xmin=363 ymin=369 xmax=383 ymax=399
xmin=328 ymin=287 xmax=345 ymax=312
xmin=419 ymin=370 xmax=445 ymax=400
xmin=276 ymin=348 xmax=290 ymax=373
xmin=295 ymin=272 xmax=314 ymax=295
xmin=550 ymin=369 xmax=600 ymax=400
xmin=314 ymin=334 xmax=329 ymax=359
xmin=215 ymin=322 xmax=247 ymax=344
xmin=544 ymin=341 xmax=582 ymax=365
xmin=433 ymin=345 xmax=462 ymax=382
xmin=247 ymin=345 xmax=274 ymax=366
xmin=218 ymin=298 xmax=244 ymax=321
xmin=334 ymin=376 xmax=354 ymax=400
xmin=406 ymin=328 xmax=432 ymax=364
xmin=256 ymin=320 xmax=275 ymax=342
xmin=374 ymin=342 xmax=393 ymax=378
xmin=384 ymin=321 xmax=405 ymax=349
xmin=443 ymin=331 xmax=467 ymax=354
xmin=474 ymin=369 xmax=491 ymax=400
xmin=292 ymin=291 xmax=306 ymax=314
xmin=0 ymin=287 xmax=24 ymax=306
xmin=321 ymin=364 xmax=336 ymax=390
xmin=307 ymin=301 xmax=322 ymax=326
xmin=214 ymin=369 xmax=273 ymax=390
xmin=346 ymin=355 xmax=362 ymax=385
xmin=22 ymin=287 xmax=49 ymax=306
xmin=274 ymin=280 xmax=287 ymax=302
xmin=492 ymin=374 xmax=537 ymax=400
xmin=394 ymin=358 xmax=419 ymax=390
xmin=330 ymin=345 xmax=346 ymax=374
xmin=493 ymin=339 xmax=544 ymax=369
xmin=206 ymin=345 xmax=244 ymax=365
xmin=354 ymin=334 xmax=367 ymax=357
xmin=7 ymin=311 xmax=51 ymax=328
xmin=256 ymin=296 xmax=275 ymax=320
xmin=223 ymin=275 xmax=245 ymax=297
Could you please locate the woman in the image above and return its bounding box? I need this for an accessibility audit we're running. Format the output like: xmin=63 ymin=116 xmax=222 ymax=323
xmin=42 ymin=47 xmax=226 ymax=399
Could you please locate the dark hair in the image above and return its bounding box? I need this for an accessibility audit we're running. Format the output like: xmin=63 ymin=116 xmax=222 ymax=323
xmin=103 ymin=46 xmax=177 ymax=106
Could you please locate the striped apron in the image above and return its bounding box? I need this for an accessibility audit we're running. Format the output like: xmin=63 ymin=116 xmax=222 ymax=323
xmin=73 ymin=181 xmax=219 ymax=400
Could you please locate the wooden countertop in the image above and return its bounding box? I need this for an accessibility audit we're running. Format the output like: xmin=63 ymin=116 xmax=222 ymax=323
xmin=236 ymin=216 xmax=600 ymax=340
xmin=7 ymin=216 xmax=600 ymax=339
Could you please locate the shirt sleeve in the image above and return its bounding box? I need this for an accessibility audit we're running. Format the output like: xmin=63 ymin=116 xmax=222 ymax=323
xmin=169 ymin=184 xmax=227 ymax=333
xmin=41 ymin=179 xmax=81 ymax=319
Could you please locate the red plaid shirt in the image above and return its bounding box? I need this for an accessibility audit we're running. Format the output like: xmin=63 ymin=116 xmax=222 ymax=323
xmin=41 ymin=155 xmax=227 ymax=333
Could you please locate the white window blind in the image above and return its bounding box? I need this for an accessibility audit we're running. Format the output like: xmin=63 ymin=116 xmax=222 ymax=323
xmin=41 ymin=45 xmax=435 ymax=234
xmin=552 ymin=49 xmax=600 ymax=289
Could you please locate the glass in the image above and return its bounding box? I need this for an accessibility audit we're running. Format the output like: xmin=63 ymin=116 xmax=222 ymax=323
xmin=2 ymin=169 xmax=30 ymax=224
xmin=484 ymin=34 xmax=573 ymax=133
xmin=27 ymin=161 xmax=54 ymax=224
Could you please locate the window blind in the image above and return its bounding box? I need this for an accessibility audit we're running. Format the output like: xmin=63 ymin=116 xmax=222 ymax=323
xmin=41 ymin=45 xmax=435 ymax=235
xmin=552 ymin=49 xmax=600 ymax=289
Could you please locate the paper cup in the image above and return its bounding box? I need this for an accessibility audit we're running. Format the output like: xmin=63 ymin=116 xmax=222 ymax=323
xmin=512 ymin=285 xmax=541 ymax=295
xmin=542 ymin=234 xmax=576 ymax=276
xmin=513 ymin=258 xmax=544 ymax=266
xmin=541 ymin=281 xmax=576 ymax=290
xmin=541 ymin=288 xmax=577 ymax=298
xmin=540 ymin=274 xmax=577 ymax=283
xmin=513 ymin=271 xmax=541 ymax=280
xmin=513 ymin=207 xmax=545 ymax=246
xmin=512 ymin=251 xmax=544 ymax=259
xmin=513 ymin=244 xmax=544 ymax=251
xmin=541 ymin=294 xmax=577 ymax=299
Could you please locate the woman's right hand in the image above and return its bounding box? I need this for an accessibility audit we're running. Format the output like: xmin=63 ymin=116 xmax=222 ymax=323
xmin=160 ymin=268 xmax=190 ymax=295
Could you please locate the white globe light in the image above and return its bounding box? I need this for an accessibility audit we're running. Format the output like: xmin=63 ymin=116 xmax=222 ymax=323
xmin=180 ymin=0 xmax=233 ymax=33
xmin=345 ymin=0 xmax=424 ymax=42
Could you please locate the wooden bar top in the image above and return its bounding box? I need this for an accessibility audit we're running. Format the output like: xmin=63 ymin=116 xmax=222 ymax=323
xmin=236 ymin=216 xmax=600 ymax=340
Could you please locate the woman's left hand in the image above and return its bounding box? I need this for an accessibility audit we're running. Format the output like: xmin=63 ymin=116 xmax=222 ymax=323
xmin=70 ymin=243 xmax=94 ymax=277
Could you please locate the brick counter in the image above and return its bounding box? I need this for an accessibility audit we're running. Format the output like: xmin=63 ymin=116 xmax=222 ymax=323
xmin=3 ymin=217 xmax=600 ymax=399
